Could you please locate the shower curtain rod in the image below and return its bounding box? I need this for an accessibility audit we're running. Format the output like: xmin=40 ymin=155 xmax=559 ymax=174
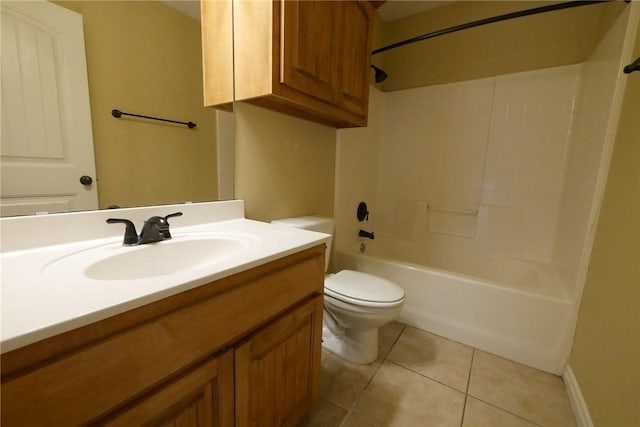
xmin=372 ymin=0 xmax=622 ymax=56
xmin=624 ymin=56 xmax=640 ymax=73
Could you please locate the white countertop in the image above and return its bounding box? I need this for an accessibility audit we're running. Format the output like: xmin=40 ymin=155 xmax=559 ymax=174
xmin=0 ymin=201 xmax=329 ymax=353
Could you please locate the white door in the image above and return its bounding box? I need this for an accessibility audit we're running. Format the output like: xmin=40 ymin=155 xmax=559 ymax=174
xmin=1 ymin=1 xmax=98 ymax=217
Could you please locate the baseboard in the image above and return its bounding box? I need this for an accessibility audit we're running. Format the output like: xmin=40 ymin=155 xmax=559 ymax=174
xmin=563 ymin=365 xmax=594 ymax=427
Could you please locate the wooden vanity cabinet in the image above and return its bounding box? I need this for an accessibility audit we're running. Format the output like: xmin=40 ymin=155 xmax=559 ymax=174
xmin=235 ymin=296 xmax=322 ymax=427
xmin=202 ymin=0 xmax=374 ymax=128
xmin=1 ymin=246 xmax=324 ymax=427
xmin=104 ymin=351 xmax=235 ymax=427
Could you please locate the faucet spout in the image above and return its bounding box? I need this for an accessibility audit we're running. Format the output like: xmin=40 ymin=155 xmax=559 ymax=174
xmin=106 ymin=218 xmax=139 ymax=245
xmin=359 ymin=229 xmax=375 ymax=240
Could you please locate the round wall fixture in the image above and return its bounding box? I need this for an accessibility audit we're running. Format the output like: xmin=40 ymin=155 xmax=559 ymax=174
xmin=357 ymin=202 xmax=369 ymax=222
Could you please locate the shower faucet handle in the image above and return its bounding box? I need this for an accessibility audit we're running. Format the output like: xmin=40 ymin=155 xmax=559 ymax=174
xmin=357 ymin=202 xmax=369 ymax=221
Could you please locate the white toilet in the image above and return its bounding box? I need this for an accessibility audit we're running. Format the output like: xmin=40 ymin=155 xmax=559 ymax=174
xmin=271 ymin=216 xmax=405 ymax=364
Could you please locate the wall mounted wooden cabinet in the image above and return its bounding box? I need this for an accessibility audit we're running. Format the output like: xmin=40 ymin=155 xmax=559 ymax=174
xmin=202 ymin=0 xmax=374 ymax=128
xmin=201 ymin=0 xmax=234 ymax=111
xmin=1 ymin=246 xmax=324 ymax=427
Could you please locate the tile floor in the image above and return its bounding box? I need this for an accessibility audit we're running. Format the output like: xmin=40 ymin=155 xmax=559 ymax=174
xmin=298 ymin=322 xmax=577 ymax=427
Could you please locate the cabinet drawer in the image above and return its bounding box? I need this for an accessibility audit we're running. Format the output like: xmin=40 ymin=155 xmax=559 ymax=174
xmin=1 ymin=253 xmax=323 ymax=426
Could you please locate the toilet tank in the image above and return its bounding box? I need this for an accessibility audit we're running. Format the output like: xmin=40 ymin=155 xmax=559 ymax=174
xmin=270 ymin=216 xmax=334 ymax=272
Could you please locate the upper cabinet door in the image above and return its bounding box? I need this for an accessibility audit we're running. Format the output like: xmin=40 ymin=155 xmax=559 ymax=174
xmin=334 ymin=1 xmax=374 ymax=117
xmin=280 ymin=0 xmax=337 ymax=104
xmin=204 ymin=0 xmax=374 ymax=128
xmin=201 ymin=0 xmax=234 ymax=111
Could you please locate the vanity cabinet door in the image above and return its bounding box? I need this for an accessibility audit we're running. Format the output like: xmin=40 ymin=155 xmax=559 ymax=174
xmin=234 ymin=296 xmax=323 ymax=427
xmin=103 ymin=351 xmax=234 ymax=427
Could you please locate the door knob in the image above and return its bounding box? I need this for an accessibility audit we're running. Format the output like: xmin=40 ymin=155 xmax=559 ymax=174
xmin=80 ymin=175 xmax=93 ymax=186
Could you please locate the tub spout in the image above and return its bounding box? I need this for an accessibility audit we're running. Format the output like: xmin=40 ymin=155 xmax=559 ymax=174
xmin=359 ymin=229 xmax=375 ymax=239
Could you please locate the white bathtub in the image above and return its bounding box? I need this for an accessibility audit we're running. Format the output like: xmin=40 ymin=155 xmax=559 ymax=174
xmin=335 ymin=238 xmax=574 ymax=374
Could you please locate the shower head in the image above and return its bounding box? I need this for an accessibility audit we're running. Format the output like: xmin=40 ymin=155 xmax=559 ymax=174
xmin=371 ymin=64 xmax=388 ymax=83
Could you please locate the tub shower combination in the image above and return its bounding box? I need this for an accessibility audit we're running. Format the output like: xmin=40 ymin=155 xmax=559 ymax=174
xmin=334 ymin=0 xmax=638 ymax=374
xmin=336 ymin=237 xmax=573 ymax=373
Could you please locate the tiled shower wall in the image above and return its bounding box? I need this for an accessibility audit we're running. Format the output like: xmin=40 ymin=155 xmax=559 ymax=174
xmin=375 ymin=64 xmax=582 ymax=264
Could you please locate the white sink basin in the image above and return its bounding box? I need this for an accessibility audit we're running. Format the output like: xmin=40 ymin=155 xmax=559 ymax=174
xmin=42 ymin=232 xmax=259 ymax=281
xmin=85 ymin=238 xmax=247 ymax=280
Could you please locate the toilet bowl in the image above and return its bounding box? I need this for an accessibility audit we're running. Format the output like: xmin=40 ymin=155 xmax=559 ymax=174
xmin=271 ymin=216 xmax=405 ymax=364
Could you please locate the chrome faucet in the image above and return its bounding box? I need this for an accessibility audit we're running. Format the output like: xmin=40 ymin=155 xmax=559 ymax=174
xmin=107 ymin=212 xmax=183 ymax=246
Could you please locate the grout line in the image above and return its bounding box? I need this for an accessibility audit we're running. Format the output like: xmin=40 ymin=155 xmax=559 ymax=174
xmin=361 ymin=324 xmax=407 ymax=396
xmin=337 ymin=324 xmax=407 ymax=427
xmin=385 ymin=359 xmax=468 ymax=395
xmin=466 ymin=395 xmax=543 ymax=427
xmin=336 ymin=362 xmax=384 ymax=426
xmin=463 ymin=349 xmax=541 ymax=426
xmin=381 ymin=323 xmax=407 ymax=360
xmin=329 ymin=323 xmax=557 ymax=427
xmin=465 ymin=348 xmax=475 ymax=394
xmin=459 ymin=348 xmax=476 ymax=427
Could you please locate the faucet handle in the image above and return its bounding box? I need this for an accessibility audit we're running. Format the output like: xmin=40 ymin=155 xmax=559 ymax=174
xmin=164 ymin=211 xmax=183 ymax=222
xmin=139 ymin=212 xmax=183 ymax=243
xmin=160 ymin=212 xmax=183 ymax=238
xmin=106 ymin=218 xmax=139 ymax=245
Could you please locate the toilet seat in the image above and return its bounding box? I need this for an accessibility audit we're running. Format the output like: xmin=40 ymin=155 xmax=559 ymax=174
xmin=324 ymin=270 xmax=405 ymax=308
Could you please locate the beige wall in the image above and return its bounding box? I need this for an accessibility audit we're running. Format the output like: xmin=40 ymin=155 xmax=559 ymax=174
xmin=55 ymin=1 xmax=218 ymax=209
xmin=234 ymin=102 xmax=336 ymax=222
xmin=568 ymin=21 xmax=640 ymax=427
xmin=375 ymin=1 xmax=624 ymax=91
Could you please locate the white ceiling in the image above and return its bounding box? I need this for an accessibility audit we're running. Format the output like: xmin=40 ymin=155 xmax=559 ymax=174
xmin=161 ymin=1 xmax=454 ymax=24
xmin=159 ymin=0 xmax=200 ymax=21
xmin=377 ymin=0 xmax=454 ymax=22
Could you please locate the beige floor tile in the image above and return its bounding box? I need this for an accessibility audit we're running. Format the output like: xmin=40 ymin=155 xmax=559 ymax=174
xmin=378 ymin=321 xmax=406 ymax=361
xmin=319 ymin=350 xmax=381 ymax=410
xmin=297 ymin=397 xmax=347 ymax=427
xmin=387 ymin=326 xmax=474 ymax=392
xmin=462 ymin=396 xmax=538 ymax=427
xmin=342 ymin=362 xmax=465 ymax=427
xmin=468 ymin=351 xmax=576 ymax=427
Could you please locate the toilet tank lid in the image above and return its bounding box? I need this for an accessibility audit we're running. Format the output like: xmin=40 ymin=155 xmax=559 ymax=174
xmin=325 ymin=270 xmax=405 ymax=304
xmin=271 ymin=216 xmax=334 ymax=232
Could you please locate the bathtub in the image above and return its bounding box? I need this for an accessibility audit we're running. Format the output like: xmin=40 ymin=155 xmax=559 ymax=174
xmin=335 ymin=238 xmax=574 ymax=374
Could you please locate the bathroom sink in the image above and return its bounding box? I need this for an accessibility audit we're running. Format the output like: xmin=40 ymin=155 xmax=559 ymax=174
xmin=42 ymin=232 xmax=258 ymax=281
xmin=85 ymin=237 xmax=248 ymax=280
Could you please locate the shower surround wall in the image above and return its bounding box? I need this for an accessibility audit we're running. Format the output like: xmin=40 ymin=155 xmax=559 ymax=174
xmin=336 ymin=66 xmax=582 ymax=373
xmin=334 ymin=1 xmax=635 ymax=372
xmin=376 ymin=65 xmax=580 ymax=268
